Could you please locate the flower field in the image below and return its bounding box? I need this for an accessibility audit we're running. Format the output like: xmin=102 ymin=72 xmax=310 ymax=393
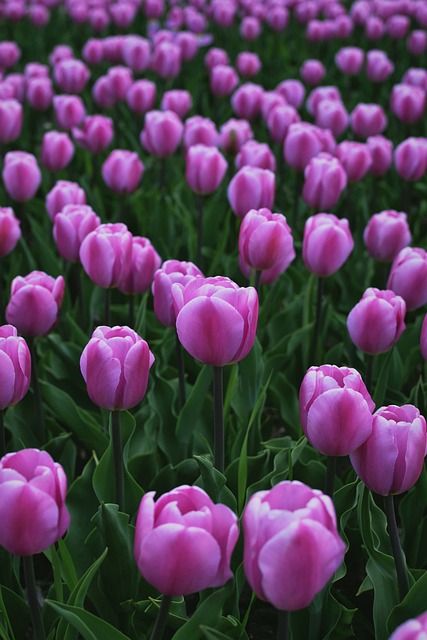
xmin=0 ymin=0 xmax=427 ymax=638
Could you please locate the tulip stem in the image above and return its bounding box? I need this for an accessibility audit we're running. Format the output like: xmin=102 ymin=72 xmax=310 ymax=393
xmin=77 ymin=263 xmax=85 ymax=329
xmin=150 ymin=595 xmax=172 ymax=640
xmin=310 ymin=277 xmax=324 ymax=366
xmin=111 ymin=410 xmax=125 ymax=512
xmin=324 ymin=456 xmax=336 ymax=498
xmin=175 ymin=331 xmax=186 ymax=410
xmin=384 ymin=494 xmax=410 ymax=601
xmin=23 ymin=555 xmax=46 ymax=640
xmin=105 ymin=288 xmax=111 ymax=326
xmin=0 ymin=409 xmax=5 ymax=457
xmin=29 ymin=339 xmax=45 ymax=444
xmin=213 ymin=366 xmax=224 ymax=474
xmin=254 ymin=270 xmax=262 ymax=294
xmin=365 ymin=354 xmax=374 ymax=395
xmin=128 ymin=294 xmax=135 ymax=328
xmin=196 ymin=194 xmax=204 ymax=268
xmin=277 ymin=609 xmax=289 ymax=640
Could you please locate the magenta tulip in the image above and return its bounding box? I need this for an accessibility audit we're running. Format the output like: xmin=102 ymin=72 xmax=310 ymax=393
xmin=302 ymin=152 xmax=347 ymax=211
xmin=40 ymin=131 xmax=74 ymax=172
xmin=335 ymin=46 xmax=364 ymax=75
xmin=53 ymin=204 xmax=101 ymax=263
xmin=210 ymin=64 xmax=239 ymax=97
xmin=80 ymin=325 xmax=154 ymax=410
xmin=390 ymin=84 xmax=426 ymax=125
xmin=185 ymin=145 xmax=227 ymax=195
xmin=231 ymin=83 xmax=264 ymax=120
xmin=299 ymin=364 xmax=374 ymax=456
xmin=235 ymin=141 xmax=276 ymax=172
xmin=140 ymin=110 xmax=183 ymax=158
xmin=366 ymin=50 xmax=394 ymax=82
xmin=219 ymin=118 xmax=253 ymax=155
xmin=335 ymin=141 xmax=372 ymax=182
xmin=126 ymin=80 xmax=156 ymax=116
xmin=0 ymin=208 xmax=21 ymax=256
xmin=72 ymin=115 xmax=114 ymax=154
xmin=351 ymin=103 xmax=387 ymax=139
xmin=0 ymin=325 xmax=31 ymax=409
xmin=2 ymin=151 xmax=41 ymax=203
xmin=80 ymin=223 xmax=133 ymax=289
xmin=228 ymin=166 xmax=275 ymax=219
xmin=389 ymin=612 xmax=427 ymax=639
xmin=266 ymin=104 xmax=300 ymax=145
xmin=387 ymin=247 xmax=427 ymax=311
xmin=364 ymin=210 xmax=411 ymax=262
xmin=236 ymin=52 xmax=261 ymax=78
xmin=315 ymin=99 xmax=349 ymax=137
xmin=394 ymin=137 xmax=427 ymax=181
xmin=183 ymin=116 xmax=218 ymax=150
xmin=101 ymin=149 xmax=144 ymax=195
xmin=117 ymin=237 xmax=161 ymax=295
xmin=160 ymin=90 xmax=192 ymax=119
xmin=46 ymin=180 xmax=86 ymax=221
xmin=300 ymin=59 xmax=326 ymax=86
xmin=53 ymin=94 xmax=85 ymax=131
xmin=366 ymin=135 xmax=393 ymax=176
xmin=243 ymin=480 xmax=346 ymax=611
xmin=302 ymin=213 xmax=354 ymax=277
xmin=152 ymin=260 xmax=203 ymax=327
xmin=0 ymin=449 xmax=70 ymax=556
xmin=0 ymin=99 xmax=22 ymax=144
xmin=122 ymin=35 xmax=151 ymax=73
xmin=134 ymin=485 xmax=238 ymax=595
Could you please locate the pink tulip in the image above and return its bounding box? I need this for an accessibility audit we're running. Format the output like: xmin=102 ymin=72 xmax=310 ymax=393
xmin=387 ymin=247 xmax=427 ymax=311
xmin=390 ymin=83 xmax=426 ymax=124
xmin=46 ymin=180 xmax=86 ymax=221
xmin=0 ymin=41 xmax=20 ymax=68
xmin=335 ymin=141 xmax=372 ymax=182
xmin=134 ymin=485 xmax=238 ymax=595
xmin=364 ymin=210 xmax=411 ymax=261
xmin=402 ymin=68 xmax=427 ymax=92
xmin=350 ymin=405 xmax=427 ymax=495
xmin=347 ymin=288 xmax=406 ymax=354
xmin=185 ymin=144 xmax=227 ymax=195
xmin=2 ymin=151 xmax=41 ymax=203
xmin=240 ymin=16 xmax=261 ymax=40
xmin=300 ymin=364 xmax=374 ymax=456
xmin=219 ymin=118 xmax=253 ymax=154
xmin=335 ymin=46 xmax=364 ymax=75
xmin=0 ymin=325 xmax=30 ymax=409
xmin=140 ymin=110 xmax=183 ymax=158
xmin=265 ymin=5 xmax=289 ymax=31
xmin=92 ymin=76 xmax=116 ymax=110
xmin=110 ymin=3 xmax=137 ymax=28
xmin=266 ymin=104 xmax=300 ymax=145
xmin=72 ymin=114 xmax=114 ymax=154
xmin=101 ymin=149 xmax=144 ymax=195
xmin=53 ymin=94 xmax=85 ymax=130
xmin=284 ymin=123 xmax=335 ymax=172
xmin=315 ymin=99 xmax=348 ymax=137
xmin=303 ymin=213 xmax=354 ymax=277
xmin=300 ymin=59 xmax=326 ymax=86
xmin=238 ymin=208 xmax=295 ymax=284
xmin=172 ymin=276 xmax=258 ymax=366
xmin=117 ymin=237 xmax=161 ymax=295
xmin=260 ymin=91 xmax=287 ymax=121
xmin=126 ymin=80 xmax=156 ymax=116
xmin=236 ymin=52 xmax=261 ymax=78
xmin=211 ymin=0 xmax=235 ymax=28
xmin=389 ymin=612 xmax=427 ymax=639
xmin=26 ymin=77 xmax=53 ymax=111
xmin=80 ymin=325 xmax=154 ymax=410
xmin=53 ymin=204 xmax=101 ymax=262
xmin=53 ymin=58 xmax=90 ymax=94
xmin=204 ymin=47 xmax=229 ymax=71
xmin=183 ymin=116 xmax=218 ymax=150
xmin=275 ymin=79 xmax=305 ymax=109
xmin=210 ymin=64 xmax=239 ymax=97
xmin=152 ymin=260 xmax=203 ymax=327
xmin=351 ymin=103 xmax=387 ymax=138
xmin=366 ymin=50 xmax=394 ymax=82
xmin=82 ymin=38 xmax=104 ymax=65
xmin=40 ymin=131 xmax=74 ymax=172
xmin=407 ymin=30 xmax=427 ymax=56
xmin=235 ymin=140 xmax=276 ymax=172
xmin=394 ymin=137 xmax=427 ymax=181
xmin=122 ymin=36 xmax=151 ymax=72
xmin=366 ymin=135 xmax=393 ymax=176
xmin=302 ymin=152 xmax=347 ymax=211
xmin=306 ymin=85 xmax=342 ymax=116
xmin=6 ymin=271 xmax=65 ymax=337
xmin=228 ymin=166 xmax=275 ymax=219
xmin=0 ymin=449 xmax=70 ymax=556
xmin=0 ymin=99 xmax=22 ymax=144
xmin=243 ymin=481 xmax=345 ymax=610
xmin=151 ymin=41 xmax=181 ymax=78
xmin=106 ymin=66 xmax=133 ymax=102
xmin=231 ymin=83 xmax=263 ymax=120
xmin=161 ymin=90 xmax=192 ymax=119
xmin=386 ymin=14 xmax=410 ymax=39
xmin=80 ymin=223 xmax=133 ymax=289
xmin=0 ymin=208 xmax=20 ymax=256
xmin=175 ymin=32 xmax=198 ymax=61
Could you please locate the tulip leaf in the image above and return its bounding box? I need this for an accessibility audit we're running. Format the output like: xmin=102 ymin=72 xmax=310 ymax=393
xmin=46 ymin=601 xmax=131 ymax=640
xmin=0 ymin=586 xmax=29 ymax=640
xmin=231 ymin=337 xmax=264 ymax=420
xmin=372 ymin=349 xmax=392 ymax=408
xmin=176 ymin=365 xmax=212 ymax=444
xmin=194 ymin=455 xmax=237 ymax=511
xmin=171 ymin=582 xmax=233 ymax=640
xmin=387 ymin=570 xmax=427 ymax=634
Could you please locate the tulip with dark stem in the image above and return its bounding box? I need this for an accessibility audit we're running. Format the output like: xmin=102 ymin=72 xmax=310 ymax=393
xmin=384 ymin=494 xmax=410 ymax=600
xmin=150 ymin=595 xmax=172 ymax=640
xmin=213 ymin=366 xmax=224 ymax=473
xmin=0 ymin=410 xmax=4 ymax=457
xmin=111 ymin=410 xmax=124 ymax=511
xmin=23 ymin=555 xmax=46 ymax=640
xmin=28 ymin=339 xmax=45 ymax=443
xmin=277 ymin=610 xmax=289 ymax=640
xmin=176 ymin=331 xmax=186 ymax=409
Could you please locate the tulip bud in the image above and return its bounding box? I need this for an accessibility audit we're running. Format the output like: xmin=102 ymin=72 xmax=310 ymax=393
xmin=275 ymin=79 xmax=305 ymax=109
xmin=219 ymin=118 xmax=253 ymax=155
xmin=228 ymin=166 xmax=275 ymax=219
xmin=351 ymin=103 xmax=387 ymax=138
xmin=2 ymin=151 xmax=41 ymax=203
xmin=53 ymin=94 xmax=86 ymax=130
xmin=46 ymin=180 xmax=86 ymax=221
xmin=366 ymin=135 xmax=393 ymax=176
xmin=390 ymin=83 xmax=426 ymax=125
xmin=0 ymin=99 xmax=22 ymax=144
xmin=80 ymin=223 xmax=133 ymax=289
xmin=53 ymin=204 xmax=101 ymax=262
xmin=235 ymin=140 xmax=276 ymax=171
xmin=0 ymin=208 xmax=20 ymax=256
xmin=236 ymin=52 xmax=261 ymax=78
xmin=117 ymin=237 xmax=161 ymax=295
xmin=140 ymin=110 xmax=183 ymax=158
xmin=231 ymin=83 xmax=264 ymax=120
xmin=315 ymin=99 xmax=348 ymax=137
xmin=389 ymin=612 xmax=427 ymax=639
xmin=303 ymin=213 xmax=354 ymax=277
xmin=53 ymin=58 xmax=90 ymax=94
xmin=183 ymin=116 xmax=218 ymax=150
xmin=210 ymin=64 xmax=239 ymax=97
xmin=366 ymin=50 xmax=394 ymax=82
xmin=364 ymin=210 xmax=411 ymax=261
xmin=302 ymin=152 xmax=347 ymax=211
xmin=0 ymin=325 xmax=31 ymax=409
xmin=335 ymin=46 xmax=364 ymax=75
xmin=161 ymin=89 xmax=192 ymax=119
xmin=40 ymin=131 xmax=74 ymax=172
xmin=152 ymin=260 xmax=203 ymax=327
xmin=387 ymin=247 xmax=427 ymax=311
xmin=26 ymin=77 xmax=53 ymax=111
xmin=122 ymin=35 xmax=151 ymax=72
xmin=185 ymin=144 xmax=227 ymax=195
xmin=101 ymin=149 xmax=144 ymax=195
xmin=300 ymin=59 xmax=326 ymax=86
xmin=394 ymin=137 xmax=427 ymax=181
xmin=151 ymin=41 xmax=181 ymax=78
xmin=335 ymin=141 xmax=372 ymax=182
xmin=126 ymin=80 xmax=156 ymax=117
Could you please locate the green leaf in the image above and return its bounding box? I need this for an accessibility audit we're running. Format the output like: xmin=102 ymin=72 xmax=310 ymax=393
xmin=0 ymin=586 xmax=29 ymax=640
xmin=176 ymin=365 xmax=212 ymax=444
xmin=171 ymin=583 xmax=233 ymax=640
xmin=387 ymin=570 xmax=427 ymax=634
xmin=46 ymin=601 xmax=131 ymax=640
xmin=194 ymin=455 xmax=237 ymax=511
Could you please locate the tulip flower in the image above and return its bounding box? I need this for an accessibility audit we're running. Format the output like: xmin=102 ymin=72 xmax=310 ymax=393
xmin=389 ymin=612 xmax=427 ymax=639
xmin=40 ymin=130 xmax=74 ymax=172
xmin=46 ymin=180 xmax=86 ymax=221
xmin=363 ymin=211 xmax=411 ymax=262
xmin=0 ymin=207 xmax=21 ymax=257
xmin=228 ymin=166 xmax=275 ymax=219
xmin=219 ymin=118 xmax=253 ymax=155
xmin=140 ymin=110 xmax=183 ymax=158
xmin=101 ymin=149 xmax=144 ymax=195
xmin=0 ymin=99 xmax=22 ymax=144
xmin=72 ymin=114 xmax=114 ymax=154
xmin=302 ymin=152 xmax=347 ymax=211
xmin=2 ymin=151 xmax=41 ymax=203
xmin=387 ymin=247 xmax=427 ymax=311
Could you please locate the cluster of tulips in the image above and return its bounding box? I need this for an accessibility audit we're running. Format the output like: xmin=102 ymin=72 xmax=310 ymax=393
xmin=1 ymin=0 xmax=427 ymax=637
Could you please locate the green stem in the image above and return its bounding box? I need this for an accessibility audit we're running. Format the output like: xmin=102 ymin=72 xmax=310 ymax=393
xmin=324 ymin=456 xmax=336 ymax=498
xmin=384 ymin=494 xmax=410 ymax=601
xmin=277 ymin=609 xmax=289 ymax=640
xmin=23 ymin=555 xmax=46 ymax=640
xmin=175 ymin=331 xmax=186 ymax=410
xmin=76 ymin=263 xmax=85 ymax=329
xmin=365 ymin=354 xmax=374 ymax=396
xmin=105 ymin=288 xmax=111 ymax=326
xmin=111 ymin=410 xmax=125 ymax=512
xmin=310 ymin=277 xmax=324 ymax=366
xmin=196 ymin=194 xmax=204 ymax=268
xmin=254 ymin=270 xmax=262 ymax=294
xmin=29 ymin=339 xmax=45 ymax=443
xmin=213 ymin=366 xmax=224 ymax=474
xmin=128 ymin=295 xmax=135 ymax=328
xmin=150 ymin=595 xmax=172 ymax=640
xmin=0 ymin=409 xmax=5 ymax=457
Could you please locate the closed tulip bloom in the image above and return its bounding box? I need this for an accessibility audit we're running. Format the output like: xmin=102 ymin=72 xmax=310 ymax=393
xmin=106 ymin=66 xmax=133 ymax=102
xmin=110 ymin=3 xmax=137 ymax=28
xmin=243 ymin=481 xmax=346 ymax=611
xmin=134 ymin=485 xmax=238 ymax=595
xmin=303 ymin=213 xmax=354 ymax=277
xmin=40 ymin=131 xmax=74 ymax=172
xmin=0 ymin=41 xmax=20 ymax=68
xmin=172 ymin=276 xmax=258 ymax=366
xmin=140 ymin=110 xmax=183 ymax=158
xmin=117 ymin=237 xmax=161 ymax=295
xmin=284 ymin=123 xmax=334 ymax=172
xmin=80 ymin=223 xmax=133 ymax=289
xmin=175 ymin=32 xmax=198 ymax=62
xmin=306 ymin=85 xmax=342 ymax=116
xmin=335 ymin=141 xmax=372 ymax=182
xmin=204 ymin=47 xmax=229 ymax=71
xmin=152 ymin=260 xmax=203 ymax=327
xmin=26 ymin=77 xmax=53 ymax=111
xmin=335 ymin=46 xmax=364 ymax=75
xmin=53 ymin=204 xmax=101 ymax=262
xmin=387 ymin=14 xmax=410 ymax=39
xmin=350 ymin=405 xmax=427 ymax=495
xmin=240 ymin=16 xmax=261 ymax=40
xmin=151 ymin=41 xmax=181 ymax=78
xmin=49 ymin=45 xmax=74 ymax=67
xmin=228 ymin=166 xmax=275 ymax=219
xmin=231 ymin=83 xmax=264 ymax=120
xmin=5 ymin=74 xmax=25 ymax=102
xmin=0 ymin=449 xmax=70 ymax=556
xmin=236 ymin=52 xmax=261 ymax=78
xmin=185 ymin=144 xmax=227 ymax=195
xmin=53 ymin=94 xmax=85 ymax=131
xmin=92 ymin=76 xmax=116 ymax=110
xmin=122 ymin=35 xmax=151 ymax=72
xmin=0 ymin=208 xmax=20 ymax=256
xmin=266 ymin=104 xmax=300 ymax=145
xmin=161 ymin=90 xmax=192 ymax=119
xmin=394 ymin=137 xmax=427 ymax=181
xmin=80 ymin=325 xmax=154 ymax=410
xmin=53 ymin=59 xmax=90 ymax=94
xmin=366 ymin=135 xmax=393 ymax=176
xmin=126 ymin=80 xmax=156 ymax=116
xmin=0 ymin=325 xmax=31 ymax=409
xmin=300 ymin=59 xmax=326 ymax=86
xmin=302 ymin=152 xmax=347 ymax=211
xmin=219 ymin=118 xmax=253 ymax=155
xmin=351 ymin=103 xmax=387 ymax=139
xmin=183 ymin=116 xmax=218 ymax=150
xmin=366 ymin=50 xmax=394 ymax=82
xmin=2 ymin=151 xmax=41 ymax=203
xmin=82 ymin=38 xmax=104 ymax=65
xmin=266 ymin=5 xmax=289 ymax=30
xmin=238 ymin=208 xmax=295 ymax=284
xmin=6 ymin=271 xmax=65 ymax=337
xmin=72 ymin=114 xmax=113 ymax=154
xmin=364 ymin=210 xmax=411 ymax=261
xmin=235 ymin=140 xmax=276 ymax=172
xmin=390 ymin=83 xmax=426 ymax=124
xmin=315 ymin=99 xmax=348 ymax=137
xmin=0 ymin=99 xmax=22 ymax=144
xmin=365 ymin=16 xmax=385 ymax=40
xmin=300 ymin=364 xmax=374 ymax=456
xmin=402 ymin=68 xmax=427 ymax=92
xmin=46 ymin=180 xmax=86 ymax=221
xmin=407 ymin=30 xmax=427 ymax=56
xmin=387 ymin=247 xmax=427 ymax=311
xmin=101 ymin=149 xmax=144 ymax=195
xmin=347 ymin=288 xmax=406 ymax=354
xmin=275 ymin=79 xmax=305 ymax=109
xmin=389 ymin=612 xmax=427 ymax=639
xmin=210 ymin=64 xmax=239 ymax=97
